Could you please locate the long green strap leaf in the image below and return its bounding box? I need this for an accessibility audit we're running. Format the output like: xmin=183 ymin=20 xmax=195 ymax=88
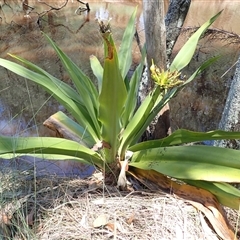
xmin=43 ymin=34 xmax=98 ymax=103
xmin=170 ymin=10 xmax=222 ymax=72
xmin=0 ymin=58 xmax=99 ymax=143
xmin=129 ymin=129 xmax=240 ymax=151
xmin=8 ymin=54 xmax=84 ymax=106
xmin=1 ymin=153 xmax=93 ymax=166
xmin=119 ymin=86 xmax=162 ymax=157
xmin=0 ymin=136 xmax=103 ymax=167
xmin=90 ymin=55 xmax=103 ymax=93
xmin=43 ymin=34 xmax=100 ymax=137
xmin=130 ymin=145 xmax=240 ymax=182
xmin=118 ymin=7 xmax=138 ymax=79
xmin=121 ymin=47 xmax=146 ymax=128
xmin=130 ymin=87 xmax=176 ymax=146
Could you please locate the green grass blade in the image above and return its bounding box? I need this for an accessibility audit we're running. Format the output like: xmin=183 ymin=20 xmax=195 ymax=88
xmin=0 ymin=136 xmax=103 ymax=167
xmin=0 ymin=58 xmax=99 ymax=142
xmin=130 ymin=145 xmax=240 ymax=182
xmin=170 ymin=10 xmax=222 ymax=72
xmin=129 ymin=129 xmax=240 ymax=151
xmin=118 ymin=7 xmax=138 ymax=79
xmin=185 ymin=180 xmax=240 ymax=210
xmin=98 ymin=33 xmax=127 ymax=162
xmin=90 ymin=55 xmax=103 ymax=93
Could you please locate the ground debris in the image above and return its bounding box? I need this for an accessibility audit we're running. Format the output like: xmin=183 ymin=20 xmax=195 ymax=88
xmin=0 ymin=169 xmax=239 ymax=240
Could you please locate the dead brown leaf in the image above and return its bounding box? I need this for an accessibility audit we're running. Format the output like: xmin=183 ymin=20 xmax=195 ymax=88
xmin=126 ymin=213 xmax=135 ymax=225
xmin=106 ymin=222 xmax=115 ymax=232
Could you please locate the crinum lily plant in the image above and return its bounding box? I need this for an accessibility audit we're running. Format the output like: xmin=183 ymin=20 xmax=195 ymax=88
xmin=1 ymin=9 xmax=240 ymax=210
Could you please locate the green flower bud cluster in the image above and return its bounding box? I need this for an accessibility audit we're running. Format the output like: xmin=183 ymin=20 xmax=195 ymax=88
xmin=150 ymin=60 xmax=184 ymax=90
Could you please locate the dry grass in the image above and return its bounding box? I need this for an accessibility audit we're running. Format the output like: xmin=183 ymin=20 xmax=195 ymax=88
xmin=0 ymin=165 xmax=239 ymax=240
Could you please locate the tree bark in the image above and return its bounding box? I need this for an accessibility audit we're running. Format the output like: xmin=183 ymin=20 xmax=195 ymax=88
xmin=165 ymin=0 xmax=191 ymax=61
xmin=143 ymin=0 xmax=167 ymax=83
xmin=141 ymin=0 xmax=191 ymax=139
xmin=214 ymin=57 xmax=240 ymax=149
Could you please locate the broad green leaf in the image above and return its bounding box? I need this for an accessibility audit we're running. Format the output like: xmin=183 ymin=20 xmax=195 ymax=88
xmin=185 ymin=180 xmax=240 ymax=210
xmin=98 ymin=33 xmax=127 ymax=162
xmin=46 ymin=111 xmax=94 ymax=147
xmin=0 ymin=135 xmax=103 ymax=167
xmin=90 ymin=55 xmax=103 ymax=93
xmin=130 ymin=145 xmax=240 ymax=182
xmin=170 ymin=10 xmax=222 ymax=72
xmin=43 ymin=34 xmax=100 ymax=136
xmin=118 ymin=7 xmax=138 ymax=79
xmin=0 ymin=58 xmax=99 ymax=143
xmin=129 ymin=129 xmax=240 ymax=151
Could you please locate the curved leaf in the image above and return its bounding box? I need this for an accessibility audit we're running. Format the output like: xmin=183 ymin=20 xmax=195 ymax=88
xmin=185 ymin=180 xmax=240 ymax=210
xmin=44 ymin=111 xmax=94 ymax=147
xmin=130 ymin=145 xmax=240 ymax=182
xmin=170 ymin=10 xmax=222 ymax=72
xmin=43 ymin=34 xmax=100 ymax=136
xmin=118 ymin=7 xmax=138 ymax=79
xmin=90 ymin=55 xmax=103 ymax=93
xmin=129 ymin=129 xmax=240 ymax=151
xmin=0 ymin=135 xmax=103 ymax=167
xmin=121 ymin=47 xmax=146 ymax=128
xmin=0 ymin=58 xmax=99 ymax=143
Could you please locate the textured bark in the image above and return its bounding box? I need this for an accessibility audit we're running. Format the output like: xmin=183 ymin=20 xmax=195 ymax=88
xmin=141 ymin=1 xmax=167 ymax=140
xmin=165 ymin=0 xmax=191 ymax=61
xmin=214 ymin=56 xmax=240 ymax=149
xmin=141 ymin=0 xmax=191 ymax=139
xmin=143 ymin=0 xmax=166 ymax=84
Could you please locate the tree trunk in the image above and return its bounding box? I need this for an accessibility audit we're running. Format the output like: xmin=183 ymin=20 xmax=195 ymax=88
xmin=143 ymin=0 xmax=167 ymax=84
xmin=214 ymin=56 xmax=240 ymax=149
xmin=141 ymin=0 xmax=191 ymax=140
xmin=165 ymin=0 xmax=191 ymax=61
